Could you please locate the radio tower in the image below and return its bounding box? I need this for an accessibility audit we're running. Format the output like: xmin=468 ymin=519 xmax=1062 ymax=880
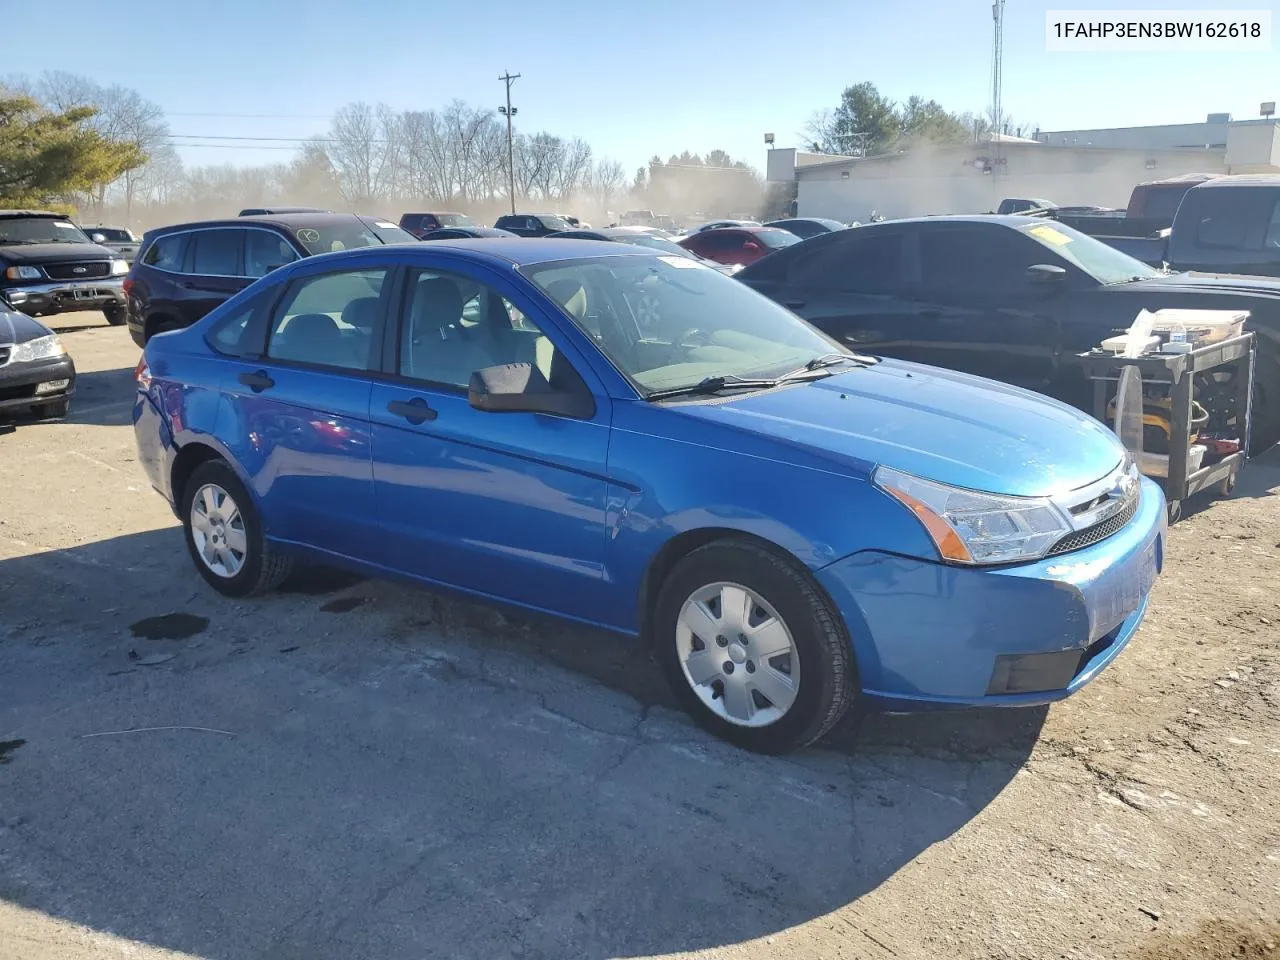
xmin=991 ymin=0 xmax=1005 ymax=138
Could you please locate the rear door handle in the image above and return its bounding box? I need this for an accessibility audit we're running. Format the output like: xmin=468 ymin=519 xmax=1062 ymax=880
xmin=237 ymin=369 xmax=274 ymax=392
xmin=783 ymin=299 xmax=806 ymax=310
xmin=387 ymin=397 xmax=438 ymax=425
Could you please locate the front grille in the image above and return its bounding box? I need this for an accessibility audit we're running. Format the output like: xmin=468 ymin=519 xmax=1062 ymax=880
xmin=44 ymin=261 xmax=111 ymax=281
xmin=1047 ymin=495 xmax=1139 ymax=557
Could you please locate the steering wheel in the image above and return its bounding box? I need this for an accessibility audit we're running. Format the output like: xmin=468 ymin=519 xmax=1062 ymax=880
xmin=674 ymin=327 xmax=711 ymax=349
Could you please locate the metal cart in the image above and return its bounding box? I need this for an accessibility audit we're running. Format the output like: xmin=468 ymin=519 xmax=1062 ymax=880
xmin=1077 ymin=332 xmax=1254 ymax=522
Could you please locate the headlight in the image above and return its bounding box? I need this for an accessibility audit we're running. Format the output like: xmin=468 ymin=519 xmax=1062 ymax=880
xmin=4 ymin=265 xmax=42 ymax=280
xmin=10 ymin=334 xmax=67 ymax=364
xmin=874 ymin=466 xmax=1071 ymax=565
xmin=110 ymin=259 xmax=129 ymax=276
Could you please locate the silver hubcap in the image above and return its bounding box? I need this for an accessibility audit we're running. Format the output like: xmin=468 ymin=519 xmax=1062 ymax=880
xmin=675 ymin=581 xmax=800 ymax=728
xmin=189 ymin=483 xmax=248 ymax=578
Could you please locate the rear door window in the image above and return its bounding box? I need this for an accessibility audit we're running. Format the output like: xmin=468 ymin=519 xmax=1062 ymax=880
xmin=787 ymin=232 xmax=905 ymax=294
xmin=190 ymin=229 xmax=243 ymax=276
xmin=206 ymin=293 xmax=272 ymax=357
xmin=266 ymin=268 xmax=388 ymax=370
xmin=1186 ymin=188 xmax=1279 ymax=251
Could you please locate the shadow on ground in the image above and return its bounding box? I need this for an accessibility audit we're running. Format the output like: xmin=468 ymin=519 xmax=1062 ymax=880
xmin=0 ymin=528 xmax=1045 ymax=959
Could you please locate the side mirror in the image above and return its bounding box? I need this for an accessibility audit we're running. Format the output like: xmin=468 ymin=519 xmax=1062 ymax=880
xmin=1026 ymin=263 xmax=1067 ymax=285
xmin=468 ymin=362 xmax=595 ymax=419
xmin=90 ymin=233 xmax=106 ymax=243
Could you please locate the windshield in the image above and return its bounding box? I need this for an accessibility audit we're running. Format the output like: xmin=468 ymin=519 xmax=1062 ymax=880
xmin=540 ymin=216 xmax=573 ymax=231
xmin=438 ymin=214 xmax=477 ymax=227
xmin=612 ymin=234 xmax=692 ymax=257
xmin=86 ymin=227 xmax=134 ymax=242
xmin=522 ymin=254 xmax=845 ymax=394
xmin=756 ymin=229 xmax=801 ymax=249
xmin=1018 ymin=220 xmax=1161 ymax=284
xmin=0 ymin=218 xmax=91 ymax=245
xmin=293 ymin=218 xmax=415 ymax=254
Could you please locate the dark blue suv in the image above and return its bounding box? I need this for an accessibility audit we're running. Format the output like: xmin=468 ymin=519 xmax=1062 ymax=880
xmin=124 ymin=213 xmax=416 ymax=346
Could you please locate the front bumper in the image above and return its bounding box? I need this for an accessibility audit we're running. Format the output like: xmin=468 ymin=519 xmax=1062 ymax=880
xmin=4 ymin=277 xmax=125 ymax=316
xmin=817 ymin=476 xmax=1167 ymax=709
xmin=0 ymin=354 xmax=76 ymax=410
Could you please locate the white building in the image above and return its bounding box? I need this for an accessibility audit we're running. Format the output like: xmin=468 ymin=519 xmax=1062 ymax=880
xmin=767 ymin=115 xmax=1280 ymax=223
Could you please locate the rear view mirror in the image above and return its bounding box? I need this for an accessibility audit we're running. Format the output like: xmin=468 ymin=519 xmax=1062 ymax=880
xmin=1027 ymin=263 xmax=1067 ymax=285
xmin=468 ymin=362 xmax=595 ymax=419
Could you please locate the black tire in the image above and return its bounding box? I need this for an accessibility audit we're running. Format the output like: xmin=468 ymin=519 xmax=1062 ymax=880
xmin=32 ymin=398 xmax=70 ymax=420
xmin=1249 ymin=353 xmax=1280 ymax=455
xmin=180 ymin=459 xmax=292 ymax=598
xmin=653 ymin=538 xmax=857 ymax=754
xmin=103 ymin=305 xmax=127 ymax=326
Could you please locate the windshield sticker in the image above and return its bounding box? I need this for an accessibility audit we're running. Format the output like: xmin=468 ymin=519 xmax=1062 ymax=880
xmin=374 ymin=221 xmax=397 ymax=229
xmin=1028 ymin=224 xmax=1072 ymax=246
xmin=296 ymin=228 xmax=321 ymax=244
xmin=658 ymin=255 xmax=704 ymax=269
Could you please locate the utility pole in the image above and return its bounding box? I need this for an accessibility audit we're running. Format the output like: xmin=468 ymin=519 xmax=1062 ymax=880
xmin=499 ymin=72 xmax=520 ymax=215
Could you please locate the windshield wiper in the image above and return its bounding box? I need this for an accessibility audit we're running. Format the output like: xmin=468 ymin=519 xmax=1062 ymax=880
xmin=645 ymin=375 xmax=782 ymax=401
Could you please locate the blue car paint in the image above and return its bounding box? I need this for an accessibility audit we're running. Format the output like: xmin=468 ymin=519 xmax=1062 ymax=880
xmin=134 ymin=238 xmax=1166 ymax=709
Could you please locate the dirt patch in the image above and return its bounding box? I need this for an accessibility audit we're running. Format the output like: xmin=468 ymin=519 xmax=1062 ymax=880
xmin=1134 ymin=919 xmax=1280 ymax=960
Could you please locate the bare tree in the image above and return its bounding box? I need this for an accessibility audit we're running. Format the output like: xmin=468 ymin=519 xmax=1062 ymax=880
xmin=325 ymin=102 xmax=401 ymax=204
xmin=589 ymin=158 xmax=626 ymax=212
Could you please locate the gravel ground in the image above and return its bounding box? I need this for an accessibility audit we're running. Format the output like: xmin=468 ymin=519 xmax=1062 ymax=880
xmin=0 ymin=313 xmax=1277 ymax=960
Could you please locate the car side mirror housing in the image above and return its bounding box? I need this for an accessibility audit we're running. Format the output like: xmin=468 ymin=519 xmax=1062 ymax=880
xmin=468 ymin=362 xmax=595 ymax=419
xmin=1027 ymin=263 xmax=1067 ymax=285
xmin=90 ymin=233 xmax=106 ymax=243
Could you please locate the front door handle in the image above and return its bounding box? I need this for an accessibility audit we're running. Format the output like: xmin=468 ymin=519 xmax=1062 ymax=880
xmin=238 ymin=369 xmax=274 ymax=392
xmin=783 ymin=299 xmax=806 ymax=310
xmin=387 ymin=397 xmax=438 ymax=425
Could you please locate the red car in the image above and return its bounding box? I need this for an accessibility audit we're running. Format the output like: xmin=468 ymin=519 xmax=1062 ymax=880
xmin=677 ymin=226 xmax=800 ymax=267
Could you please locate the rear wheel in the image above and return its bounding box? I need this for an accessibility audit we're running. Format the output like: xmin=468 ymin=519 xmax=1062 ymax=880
xmin=653 ymin=539 xmax=856 ymax=753
xmin=180 ymin=460 xmax=292 ymax=597
xmin=103 ymin=304 xmax=127 ymax=326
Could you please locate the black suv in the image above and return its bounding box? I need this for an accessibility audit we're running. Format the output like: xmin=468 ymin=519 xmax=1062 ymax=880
xmin=492 ymin=213 xmax=573 ymax=237
xmin=124 ymin=213 xmax=416 ymax=346
xmin=399 ymin=212 xmax=479 ymax=238
xmin=0 ymin=210 xmax=130 ymax=326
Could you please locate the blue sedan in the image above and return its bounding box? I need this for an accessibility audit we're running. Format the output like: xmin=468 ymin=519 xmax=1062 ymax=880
xmin=132 ymin=238 xmax=1166 ymax=753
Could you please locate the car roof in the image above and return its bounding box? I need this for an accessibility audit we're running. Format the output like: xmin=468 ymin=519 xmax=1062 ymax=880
xmin=1191 ymin=174 xmax=1280 ymax=189
xmin=0 ymin=209 xmax=70 ymax=220
xmin=145 ymin=212 xmax=391 ymax=235
xmin=280 ymin=237 xmax=658 ymax=270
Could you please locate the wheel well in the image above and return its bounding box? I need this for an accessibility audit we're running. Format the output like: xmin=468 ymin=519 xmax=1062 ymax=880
xmin=145 ymin=312 xmax=179 ymax=341
xmin=637 ymin=528 xmax=798 ymax=646
xmin=170 ymin=443 xmax=223 ymax=505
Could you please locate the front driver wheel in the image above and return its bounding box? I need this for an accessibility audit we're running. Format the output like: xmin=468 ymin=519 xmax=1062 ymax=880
xmin=654 ymin=539 xmax=856 ymax=753
xmin=181 ymin=460 xmax=293 ymax=597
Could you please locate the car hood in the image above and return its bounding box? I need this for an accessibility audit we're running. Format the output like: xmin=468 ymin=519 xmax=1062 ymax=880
xmin=676 ymin=359 xmax=1124 ymax=498
xmin=1127 ymin=271 xmax=1280 ymax=300
xmin=0 ymin=305 xmax=54 ymax=345
xmin=0 ymin=242 xmax=116 ymax=264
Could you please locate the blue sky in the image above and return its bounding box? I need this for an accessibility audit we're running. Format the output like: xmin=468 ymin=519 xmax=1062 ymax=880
xmin=6 ymin=0 xmax=1277 ymax=173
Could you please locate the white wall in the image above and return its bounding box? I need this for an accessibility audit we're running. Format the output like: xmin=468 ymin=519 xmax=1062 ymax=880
xmin=1225 ymin=120 xmax=1280 ymax=170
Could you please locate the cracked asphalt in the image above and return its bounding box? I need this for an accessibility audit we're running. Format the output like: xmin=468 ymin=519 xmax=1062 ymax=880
xmin=1 ymin=314 xmax=1277 ymax=960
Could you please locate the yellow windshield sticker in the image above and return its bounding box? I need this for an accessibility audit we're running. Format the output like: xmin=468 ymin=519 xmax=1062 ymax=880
xmin=1029 ymin=224 xmax=1072 ymax=246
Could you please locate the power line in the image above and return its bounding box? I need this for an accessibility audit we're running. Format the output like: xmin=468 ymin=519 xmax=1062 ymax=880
xmin=163 ymin=111 xmax=331 ymax=119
